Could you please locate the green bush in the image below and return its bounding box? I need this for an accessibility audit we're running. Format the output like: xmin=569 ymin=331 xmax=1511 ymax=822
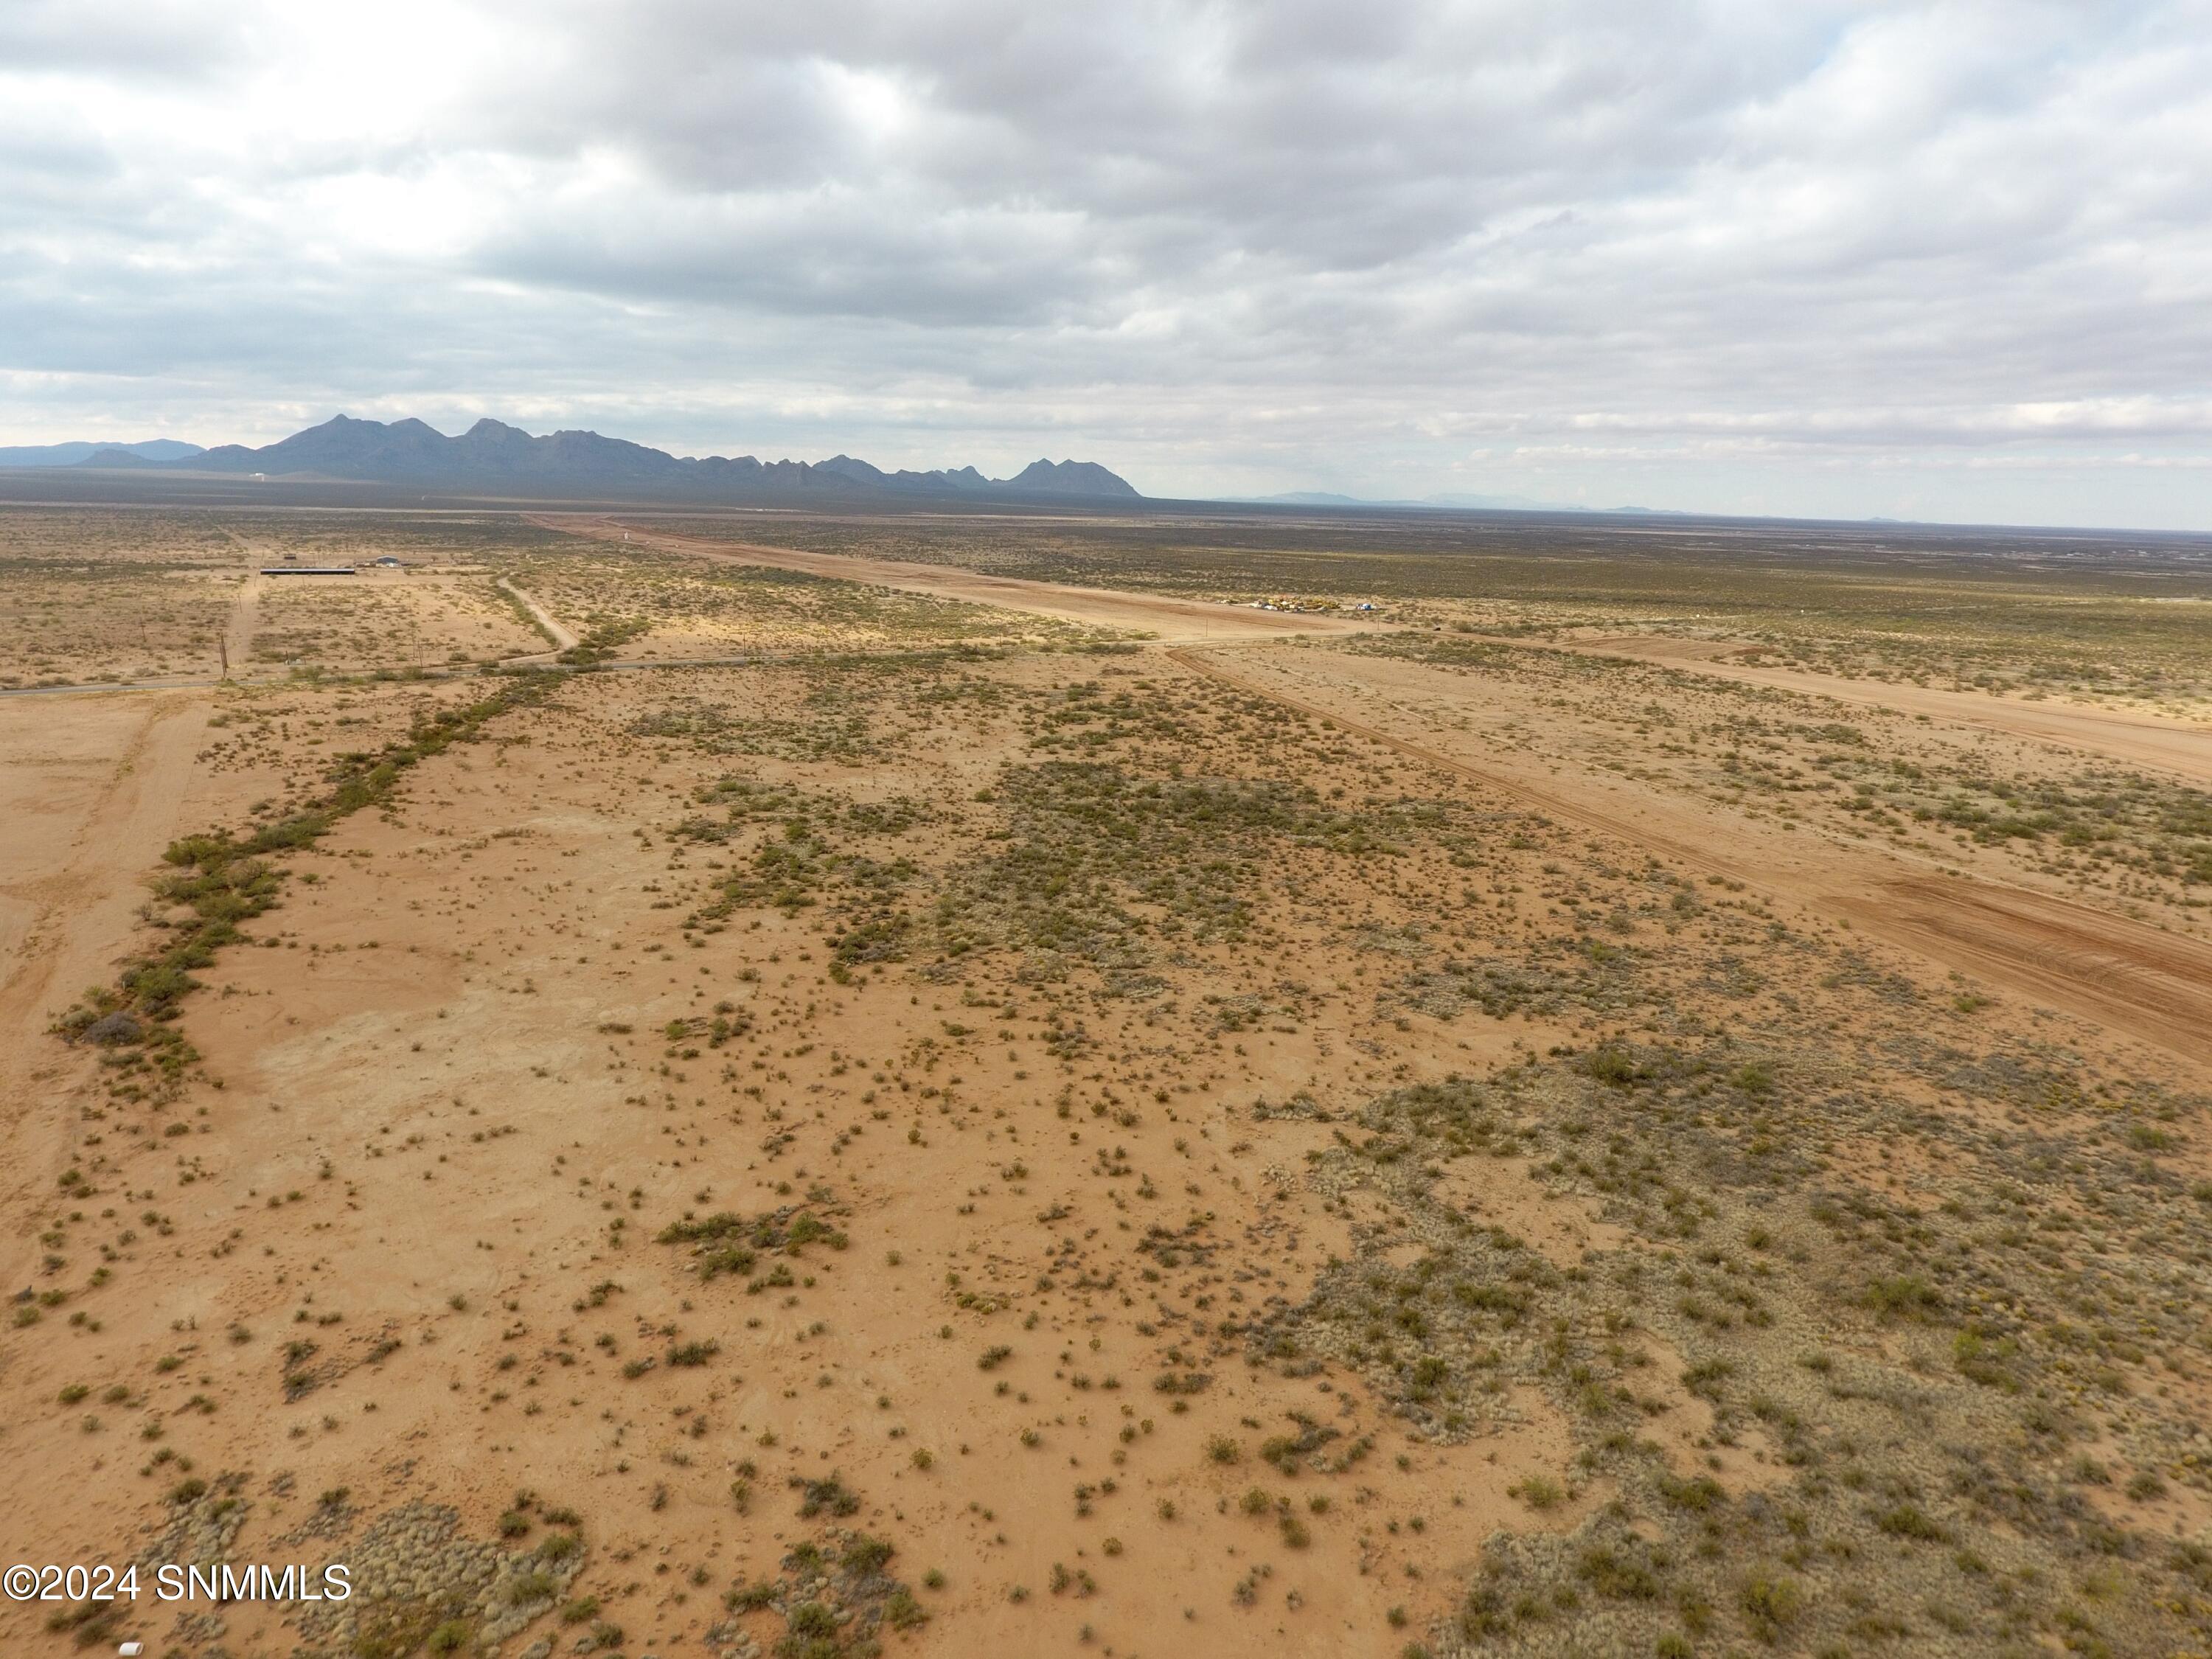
xmin=1861 ymin=1275 xmax=1939 ymax=1318
xmin=1738 ymin=1575 xmax=1801 ymax=1643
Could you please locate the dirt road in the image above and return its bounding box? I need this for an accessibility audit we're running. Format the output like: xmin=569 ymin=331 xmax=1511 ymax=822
xmin=517 ymin=519 xmax=2212 ymax=1065
xmin=0 ymin=694 xmax=210 ymax=1281
xmin=1557 ymin=633 xmax=2212 ymax=786
xmin=530 ymin=513 xmax=1374 ymax=643
xmin=497 ymin=577 xmax=580 ymax=654
xmin=223 ymin=571 xmax=265 ymax=675
xmin=1172 ymin=644 xmax=2212 ymax=1070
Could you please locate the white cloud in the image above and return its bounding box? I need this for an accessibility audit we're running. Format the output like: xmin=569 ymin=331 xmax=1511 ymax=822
xmin=1 ymin=0 xmax=2208 ymax=525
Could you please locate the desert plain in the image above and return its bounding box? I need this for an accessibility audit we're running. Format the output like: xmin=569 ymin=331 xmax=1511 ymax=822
xmin=5 ymin=501 xmax=2212 ymax=1659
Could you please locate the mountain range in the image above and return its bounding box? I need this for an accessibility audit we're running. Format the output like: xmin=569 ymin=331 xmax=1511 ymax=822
xmin=0 ymin=438 xmax=205 ymax=467
xmin=52 ymin=415 xmax=1140 ymax=501
xmin=7 ymin=420 xmax=1670 ymax=515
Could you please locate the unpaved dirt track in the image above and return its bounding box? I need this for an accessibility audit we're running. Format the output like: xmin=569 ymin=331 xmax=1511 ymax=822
xmin=1828 ymin=877 xmax=2212 ymax=1054
xmin=1173 ymin=644 xmax=2212 ymax=1070
xmin=530 ymin=513 xmax=1373 ymax=642
xmin=223 ymin=571 xmax=265 ymax=675
xmin=0 ymin=694 xmax=209 ymax=1280
xmin=496 ymin=577 xmax=579 ymax=654
xmin=1560 ymin=633 xmax=2212 ymax=786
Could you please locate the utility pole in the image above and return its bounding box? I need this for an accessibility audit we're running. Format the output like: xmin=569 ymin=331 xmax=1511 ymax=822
xmin=220 ymin=637 xmax=229 ymax=678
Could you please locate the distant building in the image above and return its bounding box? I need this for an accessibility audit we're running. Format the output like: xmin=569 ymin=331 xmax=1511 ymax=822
xmin=262 ymin=566 xmax=356 ymax=576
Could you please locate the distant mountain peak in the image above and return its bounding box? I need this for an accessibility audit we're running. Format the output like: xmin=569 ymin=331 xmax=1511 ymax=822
xmin=1004 ymin=459 xmax=1141 ymax=498
xmin=92 ymin=415 xmax=1141 ymax=502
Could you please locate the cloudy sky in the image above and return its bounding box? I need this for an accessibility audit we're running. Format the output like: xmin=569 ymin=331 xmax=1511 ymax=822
xmin=4 ymin=0 xmax=2209 ymax=526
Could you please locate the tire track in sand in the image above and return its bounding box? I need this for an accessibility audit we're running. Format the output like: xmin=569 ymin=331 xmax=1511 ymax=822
xmin=495 ymin=577 xmax=579 ymax=656
xmin=0 ymin=695 xmax=210 ymax=1284
xmin=223 ymin=571 xmax=266 ymax=676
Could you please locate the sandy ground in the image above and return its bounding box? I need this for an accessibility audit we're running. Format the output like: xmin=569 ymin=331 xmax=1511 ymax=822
xmin=3 ymin=574 xmax=568 ymax=698
xmin=1559 ymin=632 xmax=2212 ymax=786
xmin=532 ymin=515 xmax=1375 ymax=644
xmin=0 ymin=695 xmax=217 ymax=1251
xmin=248 ymin=571 xmax=542 ymax=671
xmin=7 ymin=524 xmax=2212 ymax=1659
xmin=1175 ymin=643 xmax=2212 ymax=1069
xmin=3 ymin=664 xmax=1653 ymax=1659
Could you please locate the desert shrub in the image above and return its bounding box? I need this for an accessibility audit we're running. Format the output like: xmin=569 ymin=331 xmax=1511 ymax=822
xmin=1578 ymin=1544 xmax=1662 ymax=1600
xmin=1512 ymin=1476 xmax=1565 ymax=1511
xmin=1862 ymin=1274 xmax=1939 ymax=1318
xmin=1656 ymin=1474 xmax=1725 ymax=1513
xmin=791 ymin=1475 xmax=860 ymax=1518
xmin=1875 ymin=1503 xmax=1947 ymax=1542
xmin=1738 ymin=1575 xmax=1801 ymax=1643
xmin=787 ymin=1601 xmax=838 ymax=1638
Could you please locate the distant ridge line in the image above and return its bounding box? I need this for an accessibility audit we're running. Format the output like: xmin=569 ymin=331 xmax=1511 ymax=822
xmin=59 ymin=414 xmax=1143 ymax=502
xmin=0 ymin=439 xmax=205 ymax=467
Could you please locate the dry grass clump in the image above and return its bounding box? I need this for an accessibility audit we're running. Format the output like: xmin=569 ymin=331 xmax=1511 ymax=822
xmin=658 ymin=1196 xmax=852 ymax=1293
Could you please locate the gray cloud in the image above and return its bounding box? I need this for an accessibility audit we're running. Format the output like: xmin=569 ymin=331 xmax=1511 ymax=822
xmin=1 ymin=0 xmax=2208 ymax=526
xmin=0 ymin=0 xmax=247 ymax=78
